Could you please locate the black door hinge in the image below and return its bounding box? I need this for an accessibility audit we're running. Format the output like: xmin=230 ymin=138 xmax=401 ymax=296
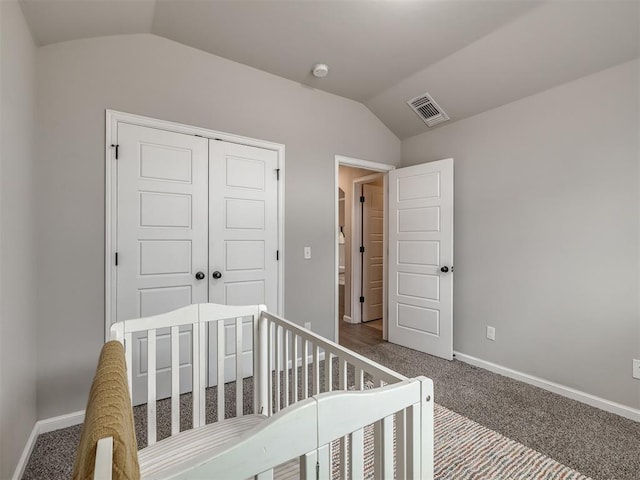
xmin=276 ymin=250 xmax=280 ymax=261
xmin=276 ymin=168 xmax=280 ymax=180
xmin=359 ymin=246 xmax=365 ymax=253
xmin=359 ymin=296 xmax=365 ymax=303
xmin=359 ymin=195 xmax=365 ymax=203
xmin=111 ymin=144 xmax=119 ymax=160
xmin=115 ymin=252 xmax=119 ymax=266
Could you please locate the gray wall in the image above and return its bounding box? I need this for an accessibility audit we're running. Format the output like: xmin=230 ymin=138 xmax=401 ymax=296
xmin=402 ymin=60 xmax=640 ymax=409
xmin=0 ymin=1 xmax=38 ymax=476
xmin=35 ymin=33 xmax=400 ymax=419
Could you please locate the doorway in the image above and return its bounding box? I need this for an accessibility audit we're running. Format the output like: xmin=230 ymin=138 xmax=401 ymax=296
xmin=335 ymin=156 xmax=395 ymax=346
xmin=334 ymin=155 xmax=454 ymax=361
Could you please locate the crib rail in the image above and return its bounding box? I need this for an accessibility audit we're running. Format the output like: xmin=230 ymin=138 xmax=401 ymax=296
xmin=258 ymin=311 xmax=406 ymax=417
xmin=164 ymin=378 xmax=431 ymax=480
xmin=110 ymin=303 xmax=266 ymax=446
xmin=258 ymin=311 xmax=433 ymax=480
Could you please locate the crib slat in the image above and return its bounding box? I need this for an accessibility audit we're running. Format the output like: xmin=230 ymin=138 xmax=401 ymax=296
xmin=292 ymin=334 xmax=299 ymax=403
xmin=324 ymin=351 xmax=333 ymax=392
xmin=274 ymin=325 xmax=281 ymax=412
xmin=374 ymin=415 xmax=394 ymax=480
xmin=125 ymin=332 xmax=133 ymax=401
xmin=170 ymin=326 xmax=180 ymax=436
xmin=406 ymin=404 xmax=419 ymax=479
xmin=267 ymin=320 xmax=274 ymax=415
xmin=254 ymin=470 xmax=274 ymax=480
xmin=192 ymin=322 xmax=200 ymax=428
xmin=147 ymin=329 xmax=157 ymax=446
xmin=350 ymin=428 xmax=365 ymax=480
xmin=235 ymin=317 xmax=243 ymax=417
xmin=301 ymin=444 xmax=330 ymax=480
xmin=318 ymin=444 xmax=331 ymax=480
xmin=312 ymin=344 xmax=320 ymax=395
xmin=217 ymin=320 xmax=225 ymax=422
xmin=339 ymin=357 xmax=348 ymax=480
xmin=396 ymin=409 xmax=406 ymax=479
xmin=302 ymin=339 xmax=309 ymax=400
xmin=198 ymin=322 xmax=206 ymax=426
xmin=356 ymin=367 xmax=364 ymax=390
xmin=283 ymin=329 xmax=290 ymax=408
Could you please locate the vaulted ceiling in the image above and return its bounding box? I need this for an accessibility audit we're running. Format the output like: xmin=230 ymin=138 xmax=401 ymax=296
xmin=19 ymin=0 xmax=640 ymax=139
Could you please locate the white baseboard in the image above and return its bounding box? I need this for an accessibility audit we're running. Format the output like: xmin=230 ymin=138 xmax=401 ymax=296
xmin=12 ymin=410 xmax=85 ymax=480
xmin=454 ymin=351 xmax=640 ymax=423
xmin=343 ymin=315 xmax=358 ymax=324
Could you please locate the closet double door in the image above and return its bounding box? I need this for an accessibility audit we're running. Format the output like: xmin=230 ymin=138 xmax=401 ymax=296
xmin=115 ymin=123 xmax=278 ymax=404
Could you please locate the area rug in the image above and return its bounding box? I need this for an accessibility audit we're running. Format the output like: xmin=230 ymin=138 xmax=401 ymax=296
xmin=327 ymin=403 xmax=591 ymax=479
xmin=433 ymin=404 xmax=591 ymax=479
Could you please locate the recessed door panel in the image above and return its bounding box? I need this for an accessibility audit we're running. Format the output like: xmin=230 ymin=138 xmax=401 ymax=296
xmin=225 ymin=280 xmax=265 ymax=305
xmin=397 ymin=303 xmax=440 ymax=336
xmin=225 ymin=241 xmax=264 ymax=271
xmin=398 ymin=241 xmax=439 ymax=266
xmin=139 ymin=144 xmax=192 ymax=183
xmin=398 ymin=172 xmax=440 ymax=201
xmin=139 ymin=192 xmax=191 ymax=228
xmin=139 ymin=286 xmax=192 ymax=318
xmin=226 ymin=199 xmax=265 ymax=230
xmin=226 ymin=156 xmax=265 ymax=190
xmin=139 ymin=240 xmax=191 ymax=275
xmin=398 ymin=272 xmax=439 ymax=301
xmin=398 ymin=207 xmax=440 ymax=233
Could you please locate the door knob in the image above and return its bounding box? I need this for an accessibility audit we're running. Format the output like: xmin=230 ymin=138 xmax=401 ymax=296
xmin=195 ymin=271 xmax=205 ymax=280
xmin=212 ymin=271 xmax=222 ymax=279
xmin=440 ymin=266 xmax=449 ymax=273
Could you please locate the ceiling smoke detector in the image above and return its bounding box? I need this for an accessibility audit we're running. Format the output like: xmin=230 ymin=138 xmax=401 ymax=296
xmin=407 ymin=92 xmax=449 ymax=127
xmin=312 ymin=63 xmax=329 ymax=78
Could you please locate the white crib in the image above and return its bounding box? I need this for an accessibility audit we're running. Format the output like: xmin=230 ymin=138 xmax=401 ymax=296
xmin=101 ymin=304 xmax=434 ymax=479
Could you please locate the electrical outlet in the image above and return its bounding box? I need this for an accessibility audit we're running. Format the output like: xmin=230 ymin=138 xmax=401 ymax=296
xmin=486 ymin=326 xmax=496 ymax=341
xmin=304 ymin=246 xmax=311 ymax=260
xmin=633 ymin=359 xmax=640 ymax=380
xmin=304 ymin=322 xmax=311 ymax=331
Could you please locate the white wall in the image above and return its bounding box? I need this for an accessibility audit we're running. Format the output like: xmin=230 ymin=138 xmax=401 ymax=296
xmin=402 ymin=60 xmax=640 ymax=409
xmin=0 ymin=1 xmax=38 ymax=476
xmin=35 ymin=33 xmax=400 ymax=419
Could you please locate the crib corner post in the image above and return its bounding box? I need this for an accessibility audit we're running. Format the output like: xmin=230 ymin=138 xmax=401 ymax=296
xmin=419 ymin=376 xmax=435 ymax=480
xmin=256 ymin=311 xmax=269 ymax=415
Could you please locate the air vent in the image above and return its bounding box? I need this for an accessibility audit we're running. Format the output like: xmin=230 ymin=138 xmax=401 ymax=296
xmin=407 ymin=92 xmax=449 ymax=127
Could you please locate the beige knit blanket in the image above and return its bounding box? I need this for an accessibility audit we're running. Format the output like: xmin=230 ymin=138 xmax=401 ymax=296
xmin=72 ymin=340 xmax=140 ymax=480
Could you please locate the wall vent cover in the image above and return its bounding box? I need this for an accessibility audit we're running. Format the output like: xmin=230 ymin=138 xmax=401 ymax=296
xmin=407 ymin=92 xmax=449 ymax=127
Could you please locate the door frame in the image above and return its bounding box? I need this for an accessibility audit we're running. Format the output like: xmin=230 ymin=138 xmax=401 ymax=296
xmin=334 ymin=155 xmax=395 ymax=343
xmin=105 ymin=109 xmax=286 ymax=340
xmin=352 ymin=173 xmax=385 ymax=326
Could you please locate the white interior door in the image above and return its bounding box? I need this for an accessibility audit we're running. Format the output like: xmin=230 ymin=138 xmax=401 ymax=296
xmin=208 ymin=139 xmax=279 ymax=385
xmin=116 ymin=123 xmax=209 ymax=404
xmin=362 ymin=183 xmax=384 ymax=322
xmin=388 ymin=158 xmax=453 ymax=360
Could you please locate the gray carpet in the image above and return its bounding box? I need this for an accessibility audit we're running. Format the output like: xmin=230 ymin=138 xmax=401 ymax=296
xmin=355 ymin=342 xmax=640 ymax=480
xmin=22 ymin=346 xmax=640 ymax=480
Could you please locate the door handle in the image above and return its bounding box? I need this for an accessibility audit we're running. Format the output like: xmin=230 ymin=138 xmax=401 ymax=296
xmin=440 ymin=266 xmax=449 ymax=273
xmin=212 ymin=271 xmax=222 ymax=279
xmin=195 ymin=271 xmax=205 ymax=280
